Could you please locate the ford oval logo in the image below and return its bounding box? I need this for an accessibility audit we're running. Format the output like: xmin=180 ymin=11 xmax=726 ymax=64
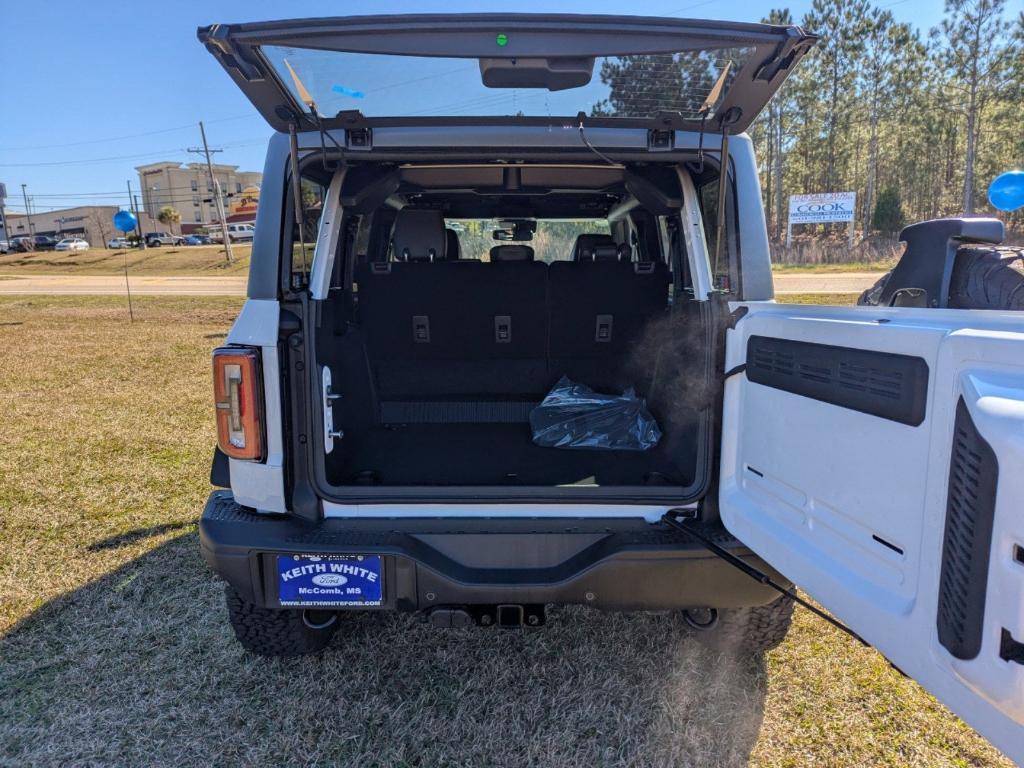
xmin=312 ymin=574 xmax=347 ymax=587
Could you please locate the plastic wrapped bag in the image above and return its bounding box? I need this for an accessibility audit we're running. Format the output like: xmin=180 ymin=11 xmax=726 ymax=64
xmin=530 ymin=376 xmax=661 ymax=451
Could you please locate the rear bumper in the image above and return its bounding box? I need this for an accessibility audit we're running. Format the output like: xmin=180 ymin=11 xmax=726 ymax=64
xmin=200 ymin=491 xmax=789 ymax=612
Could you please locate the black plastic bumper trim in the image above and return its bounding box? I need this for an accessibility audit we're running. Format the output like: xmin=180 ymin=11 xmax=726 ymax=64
xmin=200 ymin=491 xmax=788 ymax=612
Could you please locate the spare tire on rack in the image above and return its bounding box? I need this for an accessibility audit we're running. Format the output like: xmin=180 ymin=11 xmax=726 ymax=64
xmin=858 ymin=243 xmax=1024 ymax=311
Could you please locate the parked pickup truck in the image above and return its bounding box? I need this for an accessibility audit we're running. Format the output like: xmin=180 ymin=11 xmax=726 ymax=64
xmin=145 ymin=232 xmax=185 ymax=247
xmin=196 ymin=14 xmax=1024 ymax=763
xmin=209 ymin=223 xmax=255 ymax=242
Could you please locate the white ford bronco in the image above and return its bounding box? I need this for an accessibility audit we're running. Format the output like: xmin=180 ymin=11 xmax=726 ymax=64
xmin=197 ymin=14 xmax=1023 ymax=761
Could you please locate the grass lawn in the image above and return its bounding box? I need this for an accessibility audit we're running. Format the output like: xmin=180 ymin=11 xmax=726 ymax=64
xmin=0 ymin=244 xmax=251 ymax=276
xmin=0 ymin=296 xmax=1009 ymax=767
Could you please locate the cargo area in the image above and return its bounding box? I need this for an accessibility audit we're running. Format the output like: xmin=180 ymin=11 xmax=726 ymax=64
xmin=311 ymin=163 xmax=715 ymax=495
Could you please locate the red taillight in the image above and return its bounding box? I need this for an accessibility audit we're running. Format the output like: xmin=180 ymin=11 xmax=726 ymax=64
xmin=213 ymin=347 xmax=264 ymax=461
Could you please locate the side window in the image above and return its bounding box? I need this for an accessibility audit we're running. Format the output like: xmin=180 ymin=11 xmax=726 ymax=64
xmin=698 ymin=181 xmax=719 ymax=262
xmin=287 ymin=176 xmax=326 ymax=283
xmin=697 ymin=174 xmax=737 ymax=290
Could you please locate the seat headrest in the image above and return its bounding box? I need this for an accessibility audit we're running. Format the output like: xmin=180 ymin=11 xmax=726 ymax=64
xmin=444 ymin=228 xmax=461 ymax=260
xmin=489 ymin=244 xmax=535 ymax=262
xmin=392 ymin=209 xmax=446 ymax=261
xmin=572 ymin=233 xmax=617 ymax=261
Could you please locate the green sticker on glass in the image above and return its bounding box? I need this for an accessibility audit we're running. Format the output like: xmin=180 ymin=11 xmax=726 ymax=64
xmin=496 ymin=33 xmax=508 ymax=47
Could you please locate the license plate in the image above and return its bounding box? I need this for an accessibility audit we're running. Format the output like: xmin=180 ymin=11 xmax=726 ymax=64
xmin=276 ymin=554 xmax=384 ymax=607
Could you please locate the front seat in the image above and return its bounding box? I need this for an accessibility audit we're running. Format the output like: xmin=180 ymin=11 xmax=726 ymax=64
xmin=391 ymin=209 xmax=447 ymax=261
xmin=445 ymin=228 xmax=462 ymax=260
xmin=489 ymin=244 xmax=535 ymax=262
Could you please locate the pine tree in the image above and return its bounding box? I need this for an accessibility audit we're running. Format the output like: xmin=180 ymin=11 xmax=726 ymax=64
xmin=871 ymin=187 xmax=906 ymax=235
xmin=938 ymin=0 xmax=1018 ymax=213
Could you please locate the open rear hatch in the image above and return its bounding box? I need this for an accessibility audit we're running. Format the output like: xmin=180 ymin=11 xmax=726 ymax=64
xmin=198 ymin=14 xmax=815 ymax=135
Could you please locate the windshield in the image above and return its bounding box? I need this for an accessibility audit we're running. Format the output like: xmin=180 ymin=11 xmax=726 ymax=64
xmin=447 ymin=219 xmax=610 ymax=262
xmin=261 ymin=46 xmax=752 ymax=121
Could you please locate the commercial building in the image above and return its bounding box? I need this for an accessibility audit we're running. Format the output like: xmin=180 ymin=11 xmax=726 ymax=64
xmin=2 ymin=205 xmax=159 ymax=247
xmin=135 ymin=161 xmax=262 ymax=232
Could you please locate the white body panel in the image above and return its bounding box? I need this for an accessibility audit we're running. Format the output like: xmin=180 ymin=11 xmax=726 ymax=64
xmin=721 ymin=302 xmax=1024 ymax=764
xmin=322 ymin=501 xmax=688 ymax=522
xmin=226 ymin=299 xmax=287 ymax=513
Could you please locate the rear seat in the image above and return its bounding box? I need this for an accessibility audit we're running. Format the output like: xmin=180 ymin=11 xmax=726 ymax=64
xmin=548 ymin=234 xmax=669 ymax=390
xmin=357 ymin=213 xmax=668 ymax=409
xmin=358 ymin=210 xmax=548 ymax=401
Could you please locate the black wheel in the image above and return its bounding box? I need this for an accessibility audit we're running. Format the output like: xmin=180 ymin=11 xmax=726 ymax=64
xmin=696 ymin=596 xmax=795 ymax=654
xmin=224 ymin=585 xmax=339 ymax=657
xmin=858 ymin=245 xmax=1024 ymax=310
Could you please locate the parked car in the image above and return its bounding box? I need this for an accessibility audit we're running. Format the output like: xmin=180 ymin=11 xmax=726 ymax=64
xmin=145 ymin=232 xmax=185 ymax=247
xmin=184 ymin=234 xmax=212 ymax=245
xmin=107 ymin=237 xmax=130 ymax=249
xmin=54 ymin=238 xmax=90 ymax=251
xmin=0 ymin=239 xmax=9 ymax=254
xmin=208 ymin=223 xmax=255 ymax=242
xmin=9 ymin=235 xmax=58 ymax=252
xmin=195 ymin=14 xmax=1024 ymax=763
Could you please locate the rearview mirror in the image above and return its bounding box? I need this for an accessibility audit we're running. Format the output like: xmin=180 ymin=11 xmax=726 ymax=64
xmin=492 ymin=219 xmax=536 ymax=241
xmin=479 ymin=57 xmax=595 ymax=91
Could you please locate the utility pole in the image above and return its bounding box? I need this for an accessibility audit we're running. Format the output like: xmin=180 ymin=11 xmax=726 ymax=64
xmin=189 ymin=121 xmax=233 ymax=263
xmin=127 ymin=179 xmax=145 ymax=248
xmin=0 ymin=182 xmax=9 ymax=246
xmin=20 ymin=184 xmax=35 ymax=236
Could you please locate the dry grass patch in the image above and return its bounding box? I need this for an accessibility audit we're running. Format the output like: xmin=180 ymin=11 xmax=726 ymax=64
xmin=0 ymin=245 xmax=251 ymax=276
xmin=0 ymin=296 xmax=1011 ymax=767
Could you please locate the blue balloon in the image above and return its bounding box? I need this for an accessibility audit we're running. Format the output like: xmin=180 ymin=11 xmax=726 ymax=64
xmin=113 ymin=209 xmax=138 ymax=233
xmin=988 ymin=170 xmax=1024 ymax=212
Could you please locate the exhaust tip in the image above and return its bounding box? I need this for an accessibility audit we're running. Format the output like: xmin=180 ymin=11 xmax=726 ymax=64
xmin=683 ymin=607 xmax=719 ymax=631
xmin=302 ymin=610 xmax=338 ymax=630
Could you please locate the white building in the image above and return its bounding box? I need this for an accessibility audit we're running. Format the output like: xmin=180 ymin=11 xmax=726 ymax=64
xmin=135 ymin=161 xmax=262 ymax=230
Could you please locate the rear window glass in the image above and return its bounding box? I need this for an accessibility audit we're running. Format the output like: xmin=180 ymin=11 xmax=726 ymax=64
xmin=261 ymin=46 xmax=752 ymax=121
xmin=447 ymin=219 xmax=610 ymax=263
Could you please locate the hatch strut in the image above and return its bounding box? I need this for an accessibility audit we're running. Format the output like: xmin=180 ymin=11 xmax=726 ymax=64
xmin=695 ymin=61 xmax=731 ymax=174
xmin=661 ymin=510 xmax=868 ymax=646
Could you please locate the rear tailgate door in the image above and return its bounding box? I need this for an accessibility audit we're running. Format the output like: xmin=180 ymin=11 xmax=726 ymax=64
xmin=198 ymin=14 xmax=815 ymax=134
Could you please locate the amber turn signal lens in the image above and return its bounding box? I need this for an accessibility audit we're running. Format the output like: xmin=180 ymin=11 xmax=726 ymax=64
xmin=213 ymin=347 xmax=264 ymax=461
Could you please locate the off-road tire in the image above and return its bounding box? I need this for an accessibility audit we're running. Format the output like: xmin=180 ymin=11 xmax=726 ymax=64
xmin=708 ymin=596 xmax=795 ymax=654
xmin=224 ymin=585 xmax=338 ymax=657
xmin=857 ymin=245 xmax=1024 ymax=310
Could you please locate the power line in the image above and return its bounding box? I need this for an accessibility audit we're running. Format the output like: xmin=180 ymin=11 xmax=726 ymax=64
xmin=0 ymin=148 xmax=191 ymax=169
xmin=0 ymin=114 xmax=254 ymax=152
xmin=0 ymin=139 xmax=266 ymax=168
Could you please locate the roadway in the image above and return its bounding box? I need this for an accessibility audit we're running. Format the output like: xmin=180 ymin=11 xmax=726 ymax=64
xmin=0 ymin=272 xmax=885 ymax=296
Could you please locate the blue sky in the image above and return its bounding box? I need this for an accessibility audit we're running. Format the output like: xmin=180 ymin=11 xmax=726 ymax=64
xmin=0 ymin=0 xmax=984 ymax=214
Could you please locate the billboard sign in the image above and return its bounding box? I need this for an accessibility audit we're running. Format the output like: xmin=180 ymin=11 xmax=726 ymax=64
xmin=788 ymin=192 xmax=856 ymax=225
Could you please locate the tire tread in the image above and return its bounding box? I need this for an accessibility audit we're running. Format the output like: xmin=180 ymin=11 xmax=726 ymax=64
xmin=224 ymin=586 xmax=336 ymax=657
